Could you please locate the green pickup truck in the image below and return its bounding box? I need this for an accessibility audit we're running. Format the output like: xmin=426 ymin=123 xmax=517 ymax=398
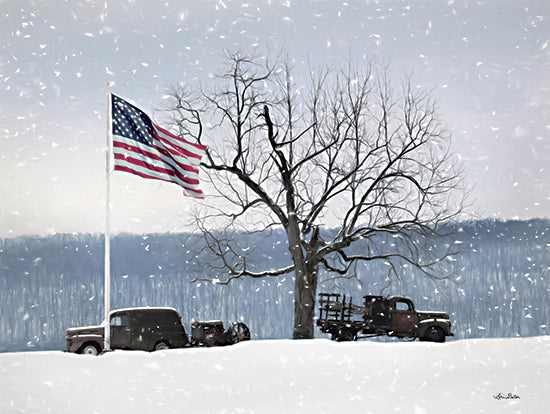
xmin=317 ymin=293 xmax=454 ymax=342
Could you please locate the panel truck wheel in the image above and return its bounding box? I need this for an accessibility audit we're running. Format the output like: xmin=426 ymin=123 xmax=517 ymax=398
xmin=80 ymin=342 xmax=101 ymax=355
xmin=423 ymin=326 xmax=445 ymax=343
xmin=153 ymin=341 xmax=170 ymax=351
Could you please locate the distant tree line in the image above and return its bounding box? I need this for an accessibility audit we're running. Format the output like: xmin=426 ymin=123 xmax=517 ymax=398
xmin=0 ymin=218 xmax=548 ymax=351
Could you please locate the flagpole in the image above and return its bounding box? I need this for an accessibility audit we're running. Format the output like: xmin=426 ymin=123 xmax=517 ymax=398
xmin=104 ymin=83 xmax=112 ymax=352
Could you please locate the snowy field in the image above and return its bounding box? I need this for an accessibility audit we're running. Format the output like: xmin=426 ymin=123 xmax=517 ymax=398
xmin=1 ymin=337 xmax=549 ymax=414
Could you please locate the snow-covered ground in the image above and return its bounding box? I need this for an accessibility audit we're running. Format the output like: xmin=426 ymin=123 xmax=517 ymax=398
xmin=1 ymin=337 xmax=549 ymax=414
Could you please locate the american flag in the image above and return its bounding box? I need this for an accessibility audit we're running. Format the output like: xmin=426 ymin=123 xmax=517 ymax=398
xmin=111 ymin=94 xmax=207 ymax=198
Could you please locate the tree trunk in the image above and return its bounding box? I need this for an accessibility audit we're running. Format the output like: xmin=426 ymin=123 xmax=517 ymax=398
xmin=285 ymin=211 xmax=316 ymax=339
xmin=292 ymin=264 xmax=317 ymax=339
xmin=291 ymin=247 xmax=319 ymax=339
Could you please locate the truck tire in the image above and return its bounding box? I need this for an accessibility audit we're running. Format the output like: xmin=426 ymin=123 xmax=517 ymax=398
xmin=423 ymin=326 xmax=445 ymax=343
xmin=154 ymin=341 xmax=170 ymax=351
xmin=336 ymin=327 xmax=357 ymax=342
xmin=80 ymin=342 xmax=101 ymax=355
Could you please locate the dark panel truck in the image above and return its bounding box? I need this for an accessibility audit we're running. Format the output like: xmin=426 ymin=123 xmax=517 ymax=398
xmin=317 ymin=293 xmax=454 ymax=342
xmin=66 ymin=307 xmax=250 ymax=355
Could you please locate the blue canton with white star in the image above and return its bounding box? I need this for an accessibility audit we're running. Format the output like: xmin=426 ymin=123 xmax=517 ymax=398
xmin=112 ymin=94 xmax=155 ymax=146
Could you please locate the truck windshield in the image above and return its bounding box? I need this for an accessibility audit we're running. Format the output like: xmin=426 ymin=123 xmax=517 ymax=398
xmin=110 ymin=315 xmax=129 ymax=326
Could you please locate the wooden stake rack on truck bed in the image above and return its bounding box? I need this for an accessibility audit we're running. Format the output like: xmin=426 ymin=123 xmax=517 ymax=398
xmin=317 ymin=293 xmax=367 ymax=321
xmin=317 ymin=292 xmax=388 ymax=341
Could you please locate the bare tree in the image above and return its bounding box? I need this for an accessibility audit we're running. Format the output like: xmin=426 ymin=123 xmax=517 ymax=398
xmin=166 ymin=52 xmax=466 ymax=339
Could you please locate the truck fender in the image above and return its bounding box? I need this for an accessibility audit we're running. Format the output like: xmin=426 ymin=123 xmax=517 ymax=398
xmin=416 ymin=319 xmax=451 ymax=338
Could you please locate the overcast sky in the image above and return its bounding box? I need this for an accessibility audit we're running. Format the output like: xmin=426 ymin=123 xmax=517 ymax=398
xmin=1 ymin=0 xmax=549 ymax=237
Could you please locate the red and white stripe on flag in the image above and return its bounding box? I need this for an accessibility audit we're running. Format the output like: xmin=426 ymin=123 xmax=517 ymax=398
xmin=111 ymin=94 xmax=207 ymax=198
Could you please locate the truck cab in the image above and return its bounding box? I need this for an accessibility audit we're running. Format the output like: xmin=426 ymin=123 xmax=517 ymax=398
xmin=390 ymin=296 xmax=416 ymax=335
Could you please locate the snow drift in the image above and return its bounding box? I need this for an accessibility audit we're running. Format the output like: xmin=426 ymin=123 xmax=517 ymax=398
xmin=1 ymin=336 xmax=548 ymax=413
